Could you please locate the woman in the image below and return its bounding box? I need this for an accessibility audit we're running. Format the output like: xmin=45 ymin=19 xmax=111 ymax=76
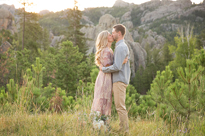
xmin=91 ymin=30 xmax=127 ymax=126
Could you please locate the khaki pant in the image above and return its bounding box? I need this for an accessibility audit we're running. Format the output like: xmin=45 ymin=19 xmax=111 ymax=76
xmin=113 ymin=82 xmax=129 ymax=133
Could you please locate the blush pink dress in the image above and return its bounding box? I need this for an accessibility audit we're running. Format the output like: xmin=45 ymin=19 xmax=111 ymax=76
xmin=91 ymin=47 xmax=114 ymax=116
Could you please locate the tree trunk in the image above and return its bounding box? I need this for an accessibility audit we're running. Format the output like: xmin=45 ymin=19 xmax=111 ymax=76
xmin=22 ymin=4 xmax=25 ymax=50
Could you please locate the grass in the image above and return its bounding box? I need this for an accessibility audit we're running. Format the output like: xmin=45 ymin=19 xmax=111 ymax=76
xmin=1 ymin=104 xmax=205 ymax=136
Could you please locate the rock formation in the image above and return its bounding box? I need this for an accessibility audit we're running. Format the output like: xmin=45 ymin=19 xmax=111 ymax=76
xmin=80 ymin=14 xmax=147 ymax=76
xmin=113 ymin=0 xmax=131 ymax=7
xmin=121 ymin=11 xmax=131 ymax=22
xmin=141 ymin=0 xmax=192 ymax=24
xmin=0 ymin=41 xmax=11 ymax=54
xmin=141 ymin=30 xmax=166 ymax=49
xmin=0 ymin=6 xmax=17 ymax=34
xmin=0 ymin=4 xmax=16 ymax=16
xmin=49 ymin=32 xmax=65 ymax=47
xmin=39 ymin=10 xmax=50 ymax=15
xmin=82 ymin=15 xmax=94 ymax=25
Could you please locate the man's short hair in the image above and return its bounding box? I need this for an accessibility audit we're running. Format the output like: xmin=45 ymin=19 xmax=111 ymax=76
xmin=113 ymin=24 xmax=126 ymax=37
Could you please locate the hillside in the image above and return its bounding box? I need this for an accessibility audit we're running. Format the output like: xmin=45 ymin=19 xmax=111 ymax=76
xmin=0 ymin=0 xmax=205 ymax=89
xmin=38 ymin=0 xmax=205 ymax=41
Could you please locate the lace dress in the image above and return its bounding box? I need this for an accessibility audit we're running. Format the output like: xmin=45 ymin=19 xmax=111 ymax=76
xmin=91 ymin=47 xmax=114 ymax=116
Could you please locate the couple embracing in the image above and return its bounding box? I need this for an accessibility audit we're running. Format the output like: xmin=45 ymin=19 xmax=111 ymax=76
xmin=91 ymin=24 xmax=131 ymax=134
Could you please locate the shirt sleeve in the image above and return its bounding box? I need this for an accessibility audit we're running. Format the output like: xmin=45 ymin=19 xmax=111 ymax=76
xmin=102 ymin=46 xmax=128 ymax=73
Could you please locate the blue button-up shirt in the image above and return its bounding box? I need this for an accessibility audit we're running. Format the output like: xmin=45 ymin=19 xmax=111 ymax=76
xmin=102 ymin=39 xmax=131 ymax=85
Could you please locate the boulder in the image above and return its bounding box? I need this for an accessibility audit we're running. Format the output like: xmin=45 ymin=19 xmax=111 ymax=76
xmin=132 ymin=29 xmax=141 ymax=41
xmin=121 ymin=11 xmax=131 ymax=22
xmin=141 ymin=30 xmax=166 ymax=49
xmin=122 ymin=21 xmax=133 ymax=30
xmin=49 ymin=32 xmax=65 ymax=47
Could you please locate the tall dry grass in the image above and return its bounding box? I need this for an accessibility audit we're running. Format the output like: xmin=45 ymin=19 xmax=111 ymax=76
xmin=1 ymin=103 xmax=205 ymax=136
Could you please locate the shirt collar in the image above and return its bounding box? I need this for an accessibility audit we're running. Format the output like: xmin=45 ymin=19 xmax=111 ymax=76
xmin=115 ymin=39 xmax=124 ymax=47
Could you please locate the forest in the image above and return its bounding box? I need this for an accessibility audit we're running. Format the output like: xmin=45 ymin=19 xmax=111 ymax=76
xmin=0 ymin=0 xmax=205 ymax=135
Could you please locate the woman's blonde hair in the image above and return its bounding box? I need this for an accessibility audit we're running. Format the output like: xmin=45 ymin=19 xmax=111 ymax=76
xmin=95 ymin=30 xmax=109 ymax=66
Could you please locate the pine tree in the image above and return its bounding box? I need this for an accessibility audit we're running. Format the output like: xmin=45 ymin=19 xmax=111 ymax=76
xmin=40 ymin=48 xmax=57 ymax=87
xmin=54 ymin=40 xmax=83 ymax=95
xmin=166 ymin=59 xmax=204 ymax=128
xmin=0 ymin=29 xmax=15 ymax=87
xmin=125 ymin=84 xmax=140 ymax=116
xmin=17 ymin=11 xmax=48 ymax=52
xmin=0 ymin=87 xmax=8 ymax=105
xmin=131 ymin=65 xmax=144 ymax=94
xmin=192 ymin=49 xmax=205 ymax=114
xmin=18 ymin=0 xmax=33 ymax=50
xmin=32 ymin=57 xmax=45 ymax=88
xmin=6 ymin=79 xmax=18 ymax=103
xmin=169 ymin=25 xmax=197 ymax=79
xmin=133 ymin=45 xmax=164 ymax=94
xmin=66 ymin=0 xmax=87 ymax=56
xmin=149 ymin=66 xmax=173 ymax=120
xmin=161 ymin=43 xmax=173 ymax=67
xmin=77 ymin=53 xmax=95 ymax=83
xmin=196 ymin=30 xmax=205 ymax=49
xmin=7 ymin=47 xmax=33 ymax=85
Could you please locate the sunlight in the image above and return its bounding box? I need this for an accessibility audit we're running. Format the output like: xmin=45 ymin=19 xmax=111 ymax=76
xmin=13 ymin=0 xmax=116 ymax=13
xmin=0 ymin=0 xmax=204 ymax=13
xmin=15 ymin=0 xmax=75 ymax=12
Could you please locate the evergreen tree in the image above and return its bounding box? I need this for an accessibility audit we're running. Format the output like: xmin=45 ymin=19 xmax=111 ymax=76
xmin=0 ymin=29 xmax=16 ymax=86
xmin=125 ymin=84 xmax=140 ymax=116
xmin=32 ymin=57 xmax=45 ymax=88
xmin=166 ymin=59 xmax=204 ymax=128
xmin=192 ymin=49 xmax=205 ymax=114
xmin=169 ymin=26 xmax=197 ymax=79
xmin=7 ymin=79 xmax=18 ymax=103
xmin=132 ymin=45 xmax=164 ymax=94
xmin=161 ymin=43 xmax=173 ymax=67
xmin=10 ymin=7 xmax=50 ymax=85
xmin=149 ymin=66 xmax=173 ymax=120
xmin=5 ymin=40 xmax=33 ymax=86
xmin=0 ymin=87 xmax=8 ymax=105
xmin=196 ymin=30 xmax=205 ymax=49
xmin=66 ymin=0 xmax=87 ymax=56
xmin=54 ymin=40 xmax=83 ymax=95
xmin=77 ymin=53 xmax=95 ymax=83
xmin=131 ymin=66 xmax=144 ymax=94
xmin=17 ymin=11 xmax=49 ymax=53
xmin=0 ymin=29 xmax=14 ymax=45
xmin=40 ymin=47 xmax=57 ymax=87
xmin=18 ymin=0 xmax=33 ymax=50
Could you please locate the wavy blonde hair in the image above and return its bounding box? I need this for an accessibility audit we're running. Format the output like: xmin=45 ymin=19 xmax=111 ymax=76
xmin=95 ymin=30 xmax=109 ymax=66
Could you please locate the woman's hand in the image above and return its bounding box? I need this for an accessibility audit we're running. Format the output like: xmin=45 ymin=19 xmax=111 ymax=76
xmin=123 ymin=57 xmax=128 ymax=64
xmin=99 ymin=64 xmax=103 ymax=71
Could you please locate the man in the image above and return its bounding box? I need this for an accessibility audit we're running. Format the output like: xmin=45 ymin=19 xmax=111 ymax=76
xmin=99 ymin=24 xmax=131 ymax=134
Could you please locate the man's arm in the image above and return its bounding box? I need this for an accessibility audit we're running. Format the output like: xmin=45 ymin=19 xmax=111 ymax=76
xmin=101 ymin=46 xmax=128 ymax=73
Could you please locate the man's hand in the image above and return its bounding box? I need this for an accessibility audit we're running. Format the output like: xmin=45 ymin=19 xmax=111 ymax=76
xmin=123 ymin=57 xmax=128 ymax=64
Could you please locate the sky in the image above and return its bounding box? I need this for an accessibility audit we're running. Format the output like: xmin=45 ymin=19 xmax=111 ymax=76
xmin=0 ymin=0 xmax=203 ymax=13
